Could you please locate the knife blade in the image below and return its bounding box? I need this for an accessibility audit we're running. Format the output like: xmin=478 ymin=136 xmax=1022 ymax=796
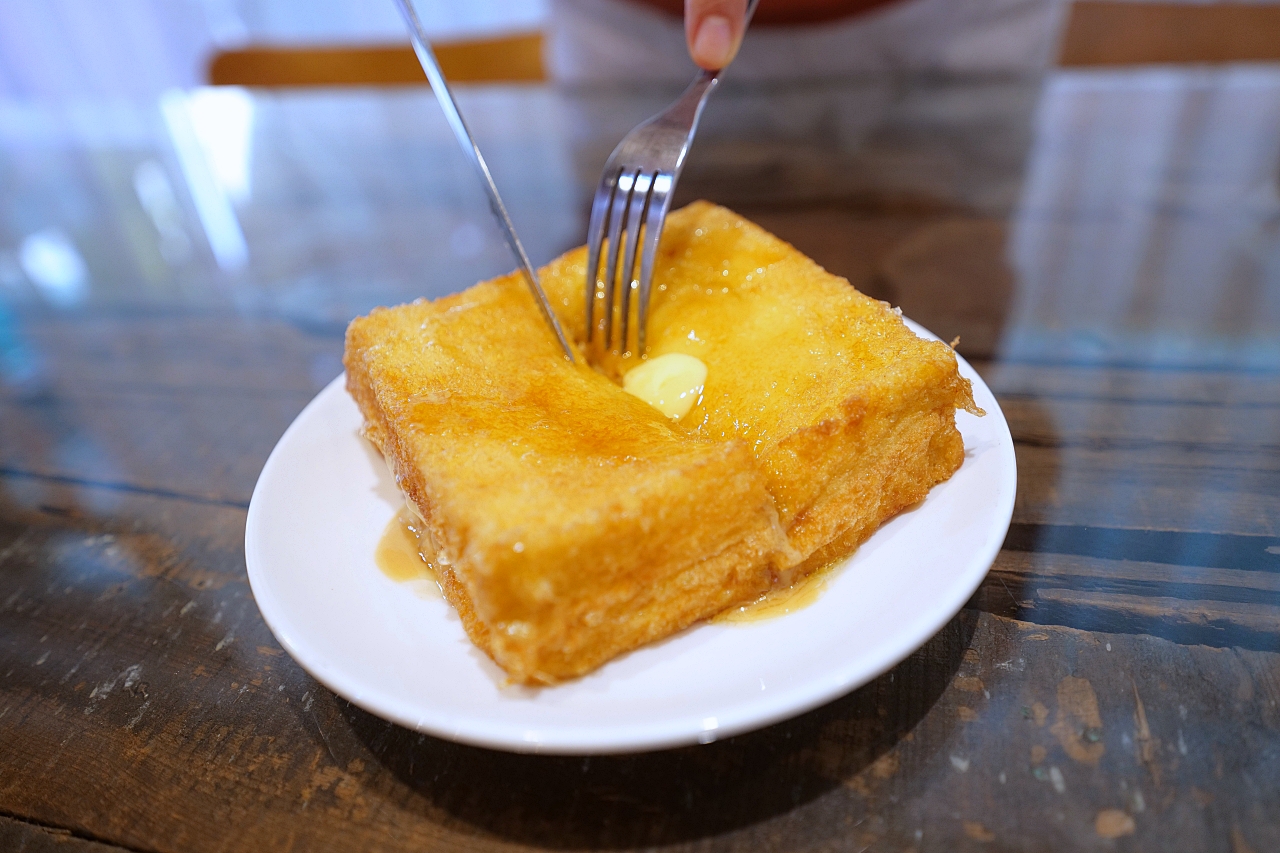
xmin=393 ymin=0 xmax=577 ymax=363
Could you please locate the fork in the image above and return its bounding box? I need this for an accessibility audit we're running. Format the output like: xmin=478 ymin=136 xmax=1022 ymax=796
xmin=585 ymin=0 xmax=759 ymax=356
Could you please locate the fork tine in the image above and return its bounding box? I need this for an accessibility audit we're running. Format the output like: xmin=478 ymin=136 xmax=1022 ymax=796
xmin=584 ymin=168 xmax=619 ymax=345
xmin=602 ymin=169 xmax=637 ymax=351
xmin=618 ymin=171 xmax=653 ymax=355
xmin=586 ymin=4 xmax=752 ymax=354
xmin=636 ymin=173 xmax=674 ymax=356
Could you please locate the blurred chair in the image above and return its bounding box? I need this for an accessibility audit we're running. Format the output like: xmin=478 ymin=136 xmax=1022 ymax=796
xmin=1059 ymin=1 xmax=1280 ymax=66
xmin=208 ymin=31 xmax=545 ymax=86
xmin=205 ymin=2 xmax=1280 ymax=87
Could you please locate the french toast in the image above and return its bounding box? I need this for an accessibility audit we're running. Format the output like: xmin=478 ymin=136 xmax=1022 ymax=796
xmin=345 ymin=202 xmax=979 ymax=684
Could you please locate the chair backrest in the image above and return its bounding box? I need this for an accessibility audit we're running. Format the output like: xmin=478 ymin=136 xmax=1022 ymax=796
xmin=1060 ymin=1 xmax=1280 ymax=66
xmin=208 ymin=31 xmax=545 ymax=87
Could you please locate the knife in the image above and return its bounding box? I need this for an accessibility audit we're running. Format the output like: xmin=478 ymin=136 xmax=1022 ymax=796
xmin=393 ymin=0 xmax=577 ymax=363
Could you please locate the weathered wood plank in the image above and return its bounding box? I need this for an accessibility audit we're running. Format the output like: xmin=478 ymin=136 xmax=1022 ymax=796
xmin=995 ymin=549 xmax=1280 ymax=598
xmin=0 ymin=391 xmax=298 ymax=507
xmin=5 ymin=316 xmax=341 ymax=397
xmin=1 ymin=473 xmax=1279 ymax=851
xmin=0 ymin=315 xmax=341 ymax=505
xmin=1034 ymin=588 xmax=1280 ymax=634
xmin=972 ymin=533 xmax=1280 ymax=648
xmin=1002 ymin=524 xmax=1280 ymax=575
xmin=1013 ymin=445 xmax=1280 ymax=537
xmin=0 ymin=815 xmax=133 ymax=853
xmin=977 ymin=363 xmax=1280 ymax=408
xmin=974 ymin=581 xmax=1280 ymax=652
xmin=5 ymin=571 xmax=1280 ymax=852
xmin=1000 ymin=396 xmax=1280 ymax=455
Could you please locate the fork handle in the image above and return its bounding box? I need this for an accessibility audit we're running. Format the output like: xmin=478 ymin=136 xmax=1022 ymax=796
xmin=665 ymin=70 xmax=721 ymax=131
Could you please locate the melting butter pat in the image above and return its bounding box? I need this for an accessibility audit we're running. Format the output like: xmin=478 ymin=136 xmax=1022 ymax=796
xmin=623 ymin=353 xmax=707 ymax=420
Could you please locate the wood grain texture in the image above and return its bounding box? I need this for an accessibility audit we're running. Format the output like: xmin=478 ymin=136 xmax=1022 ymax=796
xmin=2 ymin=311 xmax=1278 ymax=850
xmin=4 ymin=513 xmax=1280 ymax=853
xmin=0 ymin=816 xmax=132 ymax=853
xmin=0 ymin=317 xmax=338 ymax=507
xmin=2 ymin=67 xmax=1279 ymax=851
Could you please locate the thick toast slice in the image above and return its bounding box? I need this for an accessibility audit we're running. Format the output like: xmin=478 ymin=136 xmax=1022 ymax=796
xmin=539 ymin=201 xmax=981 ymax=579
xmin=346 ymin=202 xmax=978 ymax=683
xmin=345 ymin=276 xmax=790 ymax=685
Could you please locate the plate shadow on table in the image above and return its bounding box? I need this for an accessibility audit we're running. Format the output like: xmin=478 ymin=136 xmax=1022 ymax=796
xmin=340 ymin=609 xmax=977 ymax=849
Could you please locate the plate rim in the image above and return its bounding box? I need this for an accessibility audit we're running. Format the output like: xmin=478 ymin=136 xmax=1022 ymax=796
xmin=245 ymin=327 xmax=1015 ymax=754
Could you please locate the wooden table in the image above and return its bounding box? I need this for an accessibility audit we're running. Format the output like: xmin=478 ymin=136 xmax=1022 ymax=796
xmin=1 ymin=69 xmax=1277 ymax=851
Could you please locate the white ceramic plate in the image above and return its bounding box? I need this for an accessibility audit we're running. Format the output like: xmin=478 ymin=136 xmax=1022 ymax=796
xmin=245 ymin=321 xmax=1015 ymax=754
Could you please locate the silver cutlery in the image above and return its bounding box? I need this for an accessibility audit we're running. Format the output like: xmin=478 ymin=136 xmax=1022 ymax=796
xmin=394 ymin=0 xmax=576 ymax=362
xmin=585 ymin=0 xmax=760 ymax=356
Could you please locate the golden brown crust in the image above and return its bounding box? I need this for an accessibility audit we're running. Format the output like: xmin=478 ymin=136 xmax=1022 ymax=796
xmin=344 ymin=202 xmax=980 ymax=683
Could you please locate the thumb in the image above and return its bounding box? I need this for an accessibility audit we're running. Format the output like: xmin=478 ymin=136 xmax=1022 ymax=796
xmin=685 ymin=0 xmax=750 ymax=70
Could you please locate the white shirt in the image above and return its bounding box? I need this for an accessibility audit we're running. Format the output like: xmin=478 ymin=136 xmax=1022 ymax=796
xmin=548 ymin=0 xmax=1068 ymax=84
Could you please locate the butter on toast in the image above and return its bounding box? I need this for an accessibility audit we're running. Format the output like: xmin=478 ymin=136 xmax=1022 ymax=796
xmin=539 ymin=201 xmax=981 ymax=580
xmin=345 ymin=277 xmax=790 ymax=685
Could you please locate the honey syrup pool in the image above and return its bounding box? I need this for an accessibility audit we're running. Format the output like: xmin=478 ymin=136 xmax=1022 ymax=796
xmin=713 ymin=563 xmax=833 ymax=624
xmin=375 ymin=509 xmax=443 ymax=599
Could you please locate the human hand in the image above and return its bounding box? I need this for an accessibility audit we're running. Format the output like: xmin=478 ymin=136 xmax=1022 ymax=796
xmin=633 ymin=1 xmax=910 ymax=69
xmin=684 ymin=0 xmax=750 ymax=70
